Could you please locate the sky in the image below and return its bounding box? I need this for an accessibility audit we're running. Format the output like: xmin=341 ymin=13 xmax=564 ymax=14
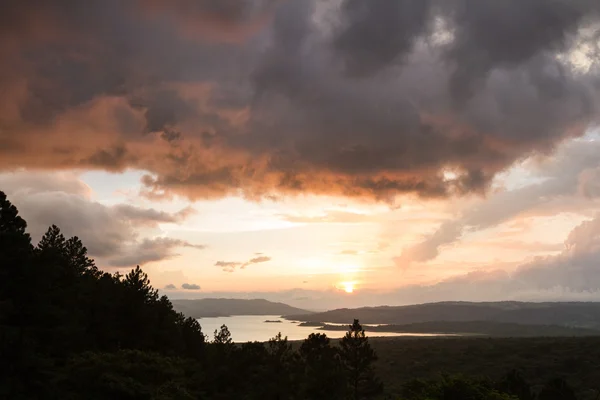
xmin=1 ymin=0 xmax=600 ymax=310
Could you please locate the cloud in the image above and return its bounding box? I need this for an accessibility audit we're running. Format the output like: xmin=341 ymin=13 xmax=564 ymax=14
xmin=164 ymin=284 xmax=177 ymax=290
xmin=394 ymin=220 xmax=463 ymax=268
xmin=247 ymin=255 xmax=271 ymax=264
xmin=112 ymin=204 xmax=196 ymax=226
xmin=215 ymin=261 xmax=242 ymax=272
xmin=181 ymin=283 xmax=201 ymax=290
xmin=0 ymin=171 xmax=204 ymax=267
xmin=397 ymin=136 xmax=600 ymax=265
xmin=399 ymin=213 xmax=600 ymax=301
xmin=216 ymin=255 xmax=272 ymax=272
xmin=107 ymin=237 xmax=205 ymax=267
xmin=0 ymin=0 xmax=597 ymax=201
xmin=141 ymin=0 xmax=282 ymax=42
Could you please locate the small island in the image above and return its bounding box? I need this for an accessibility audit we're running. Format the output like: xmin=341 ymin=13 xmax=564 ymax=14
xmin=264 ymin=320 xmax=283 ymax=323
xmin=297 ymin=321 xmax=326 ymax=327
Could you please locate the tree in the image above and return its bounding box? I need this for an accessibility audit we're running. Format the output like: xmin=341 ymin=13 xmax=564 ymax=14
xmin=213 ymin=324 xmax=233 ymax=345
xmin=266 ymin=332 xmax=296 ymax=399
xmin=0 ymin=190 xmax=32 ymax=298
xmin=497 ymin=370 xmax=533 ymax=400
xmin=538 ymin=378 xmax=578 ymax=400
xmin=339 ymin=319 xmax=382 ymax=400
xmin=299 ymin=333 xmax=345 ymax=399
xmin=213 ymin=324 xmax=234 ymax=357
xmin=0 ymin=191 xmax=38 ymax=398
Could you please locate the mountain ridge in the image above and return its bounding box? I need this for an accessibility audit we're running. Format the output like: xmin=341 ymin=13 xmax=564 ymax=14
xmin=284 ymin=301 xmax=600 ymax=329
xmin=172 ymin=298 xmax=313 ymax=318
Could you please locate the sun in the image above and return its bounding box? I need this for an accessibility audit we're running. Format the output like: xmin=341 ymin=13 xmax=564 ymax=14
xmin=341 ymin=281 xmax=355 ymax=293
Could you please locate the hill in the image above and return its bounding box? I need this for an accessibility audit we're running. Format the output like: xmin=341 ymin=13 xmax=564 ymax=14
xmin=302 ymin=320 xmax=600 ymax=337
xmin=172 ymin=298 xmax=312 ymax=318
xmin=285 ymin=301 xmax=600 ymax=329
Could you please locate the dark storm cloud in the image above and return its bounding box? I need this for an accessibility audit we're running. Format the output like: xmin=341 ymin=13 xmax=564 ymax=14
xmin=333 ymin=0 xmax=433 ymax=76
xmin=1 ymin=0 xmax=599 ymax=201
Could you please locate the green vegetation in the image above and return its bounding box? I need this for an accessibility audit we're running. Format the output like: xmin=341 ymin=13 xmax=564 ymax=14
xmin=371 ymin=337 xmax=600 ymax=400
xmin=1 ymin=190 xmax=598 ymax=399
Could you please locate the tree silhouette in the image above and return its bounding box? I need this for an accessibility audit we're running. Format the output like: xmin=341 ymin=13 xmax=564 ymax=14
xmin=266 ymin=332 xmax=296 ymax=399
xmin=339 ymin=319 xmax=382 ymax=400
xmin=538 ymin=378 xmax=578 ymax=400
xmin=213 ymin=324 xmax=233 ymax=346
xmin=299 ymin=333 xmax=345 ymax=399
xmin=0 ymin=191 xmax=35 ymax=397
xmin=498 ymin=370 xmax=533 ymax=400
xmin=213 ymin=324 xmax=235 ymax=358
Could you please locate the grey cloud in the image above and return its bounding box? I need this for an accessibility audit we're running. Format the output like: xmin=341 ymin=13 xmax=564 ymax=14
xmin=333 ymin=0 xmax=433 ymax=76
xmin=1 ymin=172 xmax=205 ymax=267
xmin=490 ymin=213 xmax=600 ymax=293
xmin=107 ymin=237 xmax=205 ymax=267
xmin=397 ymin=137 xmax=600 ymax=265
xmin=445 ymin=0 xmax=600 ymax=102
xmin=113 ymin=204 xmax=195 ymax=226
xmin=579 ymin=167 xmax=600 ymax=198
xmin=181 ymin=283 xmax=201 ymax=290
xmin=395 ymin=220 xmax=463 ymax=268
xmin=0 ymin=0 xmax=599 ymax=201
xmin=215 ymin=261 xmax=242 ymax=273
xmin=165 ymin=284 xmax=177 ymax=290
xmin=144 ymin=0 xmax=281 ymax=29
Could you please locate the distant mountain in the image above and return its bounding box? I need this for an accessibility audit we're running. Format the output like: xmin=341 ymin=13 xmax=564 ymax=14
xmin=172 ymin=298 xmax=313 ymax=318
xmin=285 ymin=301 xmax=600 ymax=330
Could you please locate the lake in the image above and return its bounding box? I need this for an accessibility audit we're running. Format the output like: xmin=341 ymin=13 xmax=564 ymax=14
xmin=197 ymin=315 xmax=445 ymax=342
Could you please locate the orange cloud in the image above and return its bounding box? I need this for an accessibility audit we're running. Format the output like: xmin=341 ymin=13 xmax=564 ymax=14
xmin=0 ymin=0 xmax=599 ymax=202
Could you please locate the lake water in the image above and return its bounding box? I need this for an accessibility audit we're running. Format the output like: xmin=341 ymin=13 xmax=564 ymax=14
xmin=197 ymin=315 xmax=445 ymax=342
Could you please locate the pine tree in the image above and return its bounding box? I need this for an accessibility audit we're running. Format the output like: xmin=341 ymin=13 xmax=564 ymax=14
xmin=266 ymin=332 xmax=295 ymax=398
xmin=0 ymin=190 xmax=32 ymax=297
xmin=299 ymin=333 xmax=345 ymax=399
xmin=339 ymin=319 xmax=382 ymax=400
xmin=213 ymin=324 xmax=235 ymax=356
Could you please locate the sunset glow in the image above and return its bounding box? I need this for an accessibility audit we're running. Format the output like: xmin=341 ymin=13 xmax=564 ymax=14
xmin=1 ymin=0 xmax=599 ymax=312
